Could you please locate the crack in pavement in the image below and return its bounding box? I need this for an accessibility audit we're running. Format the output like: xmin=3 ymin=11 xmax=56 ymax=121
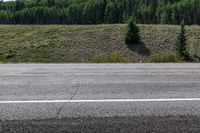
xmin=18 ymin=81 xmax=31 ymax=90
xmin=55 ymin=105 xmax=65 ymax=119
xmin=70 ymin=82 xmax=80 ymax=100
xmin=53 ymin=81 xmax=80 ymax=119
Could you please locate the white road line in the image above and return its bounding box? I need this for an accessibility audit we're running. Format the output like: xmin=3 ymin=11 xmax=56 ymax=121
xmin=0 ymin=98 xmax=200 ymax=104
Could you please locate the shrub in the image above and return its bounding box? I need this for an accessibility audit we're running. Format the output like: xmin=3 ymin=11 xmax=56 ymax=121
xmin=0 ymin=55 xmax=5 ymax=63
xmin=189 ymin=39 xmax=199 ymax=57
xmin=176 ymin=20 xmax=190 ymax=60
xmin=125 ymin=17 xmax=140 ymax=44
xmin=189 ymin=39 xmax=200 ymax=62
xmin=91 ymin=54 xmax=127 ymax=63
xmin=149 ymin=51 xmax=183 ymax=63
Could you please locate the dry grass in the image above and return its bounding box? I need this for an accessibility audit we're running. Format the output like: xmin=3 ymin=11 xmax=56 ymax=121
xmin=149 ymin=51 xmax=183 ymax=63
xmin=0 ymin=24 xmax=199 ymax=63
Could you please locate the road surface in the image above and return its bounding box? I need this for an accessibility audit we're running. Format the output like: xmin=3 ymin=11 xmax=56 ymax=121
xmin=0 ymin=64 xmax=200 ymax=132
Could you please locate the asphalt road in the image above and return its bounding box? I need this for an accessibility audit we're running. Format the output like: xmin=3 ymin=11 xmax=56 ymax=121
xmin=0 ymin=64 xmax=200 ymax=133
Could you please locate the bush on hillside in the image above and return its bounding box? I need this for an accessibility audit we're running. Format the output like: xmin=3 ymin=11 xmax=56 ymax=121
xmin=176 ymin=20 xmax=190 ymax=60
xmin=189 ymin=39 xmax=200 ymax=62
xmin=0 ymin=54 xmax=6 ymax=63
xmin=189 ymin=39 xmax=199 ymax=56
xmin=125 ymin=17 xmax=140 ymax=44
xmin=91 ymin=54 xmax=127 ymax=63
xmin=149 ymin=51 xmax=183 ymax=63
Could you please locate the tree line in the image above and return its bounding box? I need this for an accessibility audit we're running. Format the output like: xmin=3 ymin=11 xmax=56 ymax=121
xmin=0 ymin=0 xmax=200 ymax=25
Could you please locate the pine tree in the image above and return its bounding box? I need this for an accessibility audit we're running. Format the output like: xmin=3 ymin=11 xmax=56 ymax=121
xmin=125 ymin=17 xmax=140 ymax=44
xmin=15 ymin=0 xmax=23 ymax=11
xmin=48 ymin=0 xmax=55 ymax=7
xmin=176 ymin=20 xmax=189 ymax=60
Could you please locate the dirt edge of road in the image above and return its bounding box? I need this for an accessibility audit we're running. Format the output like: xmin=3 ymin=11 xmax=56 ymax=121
xmin=1 ymin=115 xmax=200 ymax=133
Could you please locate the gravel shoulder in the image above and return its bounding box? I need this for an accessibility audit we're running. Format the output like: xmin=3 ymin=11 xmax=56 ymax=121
xmin=1 ymin=116 xmax=200 ymax=133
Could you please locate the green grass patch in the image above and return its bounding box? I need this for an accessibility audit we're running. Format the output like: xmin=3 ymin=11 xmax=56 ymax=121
xmin=149 ymin=51 xmax=183 ymax=63
xmin=0 ymin=55 xmax=6 ymax=63
xmin=91 ymin=54 xmax=127 ymax=63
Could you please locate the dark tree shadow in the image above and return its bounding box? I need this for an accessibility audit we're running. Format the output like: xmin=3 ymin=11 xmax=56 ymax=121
xmin=127 ymin=41 xmax=151 ymax=56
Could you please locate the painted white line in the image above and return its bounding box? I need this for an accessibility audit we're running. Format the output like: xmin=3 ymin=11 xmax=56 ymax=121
xmin=0 ymin=98 xmax=200 ymax=104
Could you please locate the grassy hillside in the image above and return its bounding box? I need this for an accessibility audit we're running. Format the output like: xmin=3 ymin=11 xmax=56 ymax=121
xmin=0 ymin=24 xmax=200 ymax=63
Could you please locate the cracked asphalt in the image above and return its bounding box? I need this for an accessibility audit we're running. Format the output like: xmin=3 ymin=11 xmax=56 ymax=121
xmin=0 ymin=64 xmax=200 ymax=133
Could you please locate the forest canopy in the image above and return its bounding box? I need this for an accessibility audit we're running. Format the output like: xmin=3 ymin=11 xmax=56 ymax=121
xmin=0 ymin=0 xmax=199 ymax=25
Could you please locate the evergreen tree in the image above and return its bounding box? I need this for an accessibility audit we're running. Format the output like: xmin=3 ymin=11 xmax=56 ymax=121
xmin=176 ymin=20 xmax=189 ymax=60
xmin=104 ymin=1 xmax=117 ymax=23
xmin=48 ymin=0 xmax=55 ymax=7
xmin=0 ymin=0 xmax=200 ymax=24
xmin=125 ymin=17 xmax=140 ymax=44
xmin=15 ymin=0 xmax=23 ymax=11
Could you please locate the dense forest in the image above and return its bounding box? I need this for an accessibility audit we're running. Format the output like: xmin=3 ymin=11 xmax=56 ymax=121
xmin=0 ymin=0 xmax=199 ymax=25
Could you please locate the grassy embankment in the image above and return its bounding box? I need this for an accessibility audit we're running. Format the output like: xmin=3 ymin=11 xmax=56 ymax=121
xmin=0 ymin=24 xmax=199 ymax=63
